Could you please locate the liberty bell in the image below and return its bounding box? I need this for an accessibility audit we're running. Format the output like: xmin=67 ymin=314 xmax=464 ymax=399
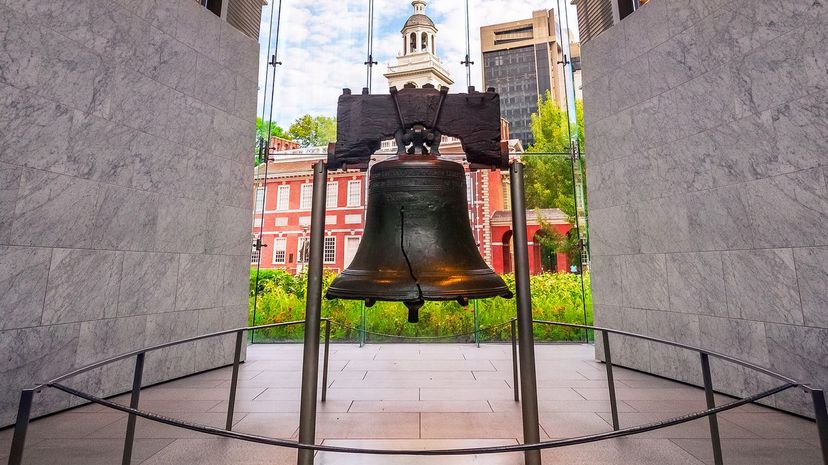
xmin=326 ymin=86 xmax=513 ymax=323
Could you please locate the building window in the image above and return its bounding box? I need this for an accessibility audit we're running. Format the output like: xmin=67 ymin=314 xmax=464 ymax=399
xmin=274 ymin=217 xmax=288 ymax=227
xmin=410 ymin=32 xmax=417 ymax=53
xmin=300 ymin=184 xmax=313 ymax=210
xmin=251 ymin=238 xmax=261 ymax=264
xmin=326 ymin=182 xmax=338 ymax=208
xmin=272 ymin=237 xmax=286 ymax=264
xmin=465 ymin=173 xmax=473 ymax=203
xmin=344 ymin=236 xmax=360 ymax=267
xmin=323 ymin=236 xmax=336 ymax=263
xmin=253 ymin=217 xmax=262 ymax=228
xmin=299 ymin=216 xmax=311 ymax=227
xmin=344 ymin=214 xmax=362 ymax=224
xmin=347 ymin=180 xmax=361 ymax=207
xmin=255 ymin=187 xmax=265 ymax=212
xmin=276 ymin=185 xmax=290 ymax=211
xmin=325 ymin=215 xmax=337 ymax=225
xmin=421 ymin=32 xmax=428 ymax=51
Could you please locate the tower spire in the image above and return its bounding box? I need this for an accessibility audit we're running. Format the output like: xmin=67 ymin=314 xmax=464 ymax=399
xmin=412 ymin=0 xmax=426 ymax=15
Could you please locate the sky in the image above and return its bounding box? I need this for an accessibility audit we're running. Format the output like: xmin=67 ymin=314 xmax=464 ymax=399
xmin=255 ymin=0 xmax=580 ymax=129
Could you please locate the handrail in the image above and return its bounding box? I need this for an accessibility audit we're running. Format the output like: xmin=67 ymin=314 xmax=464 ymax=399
xmin=42 ymin=319 xmax=313 ymax=387
xmin=8 ymin=317 xmax=827 ymax=465
xmin=48 ymin=381 xmax=796 ymax=455
xmin=531 ymin=319 xmax=806 ymax=389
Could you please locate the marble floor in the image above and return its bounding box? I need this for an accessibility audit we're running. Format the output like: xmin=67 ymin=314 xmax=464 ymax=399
xmin=0 ymin=343 xmax=822 ymax=465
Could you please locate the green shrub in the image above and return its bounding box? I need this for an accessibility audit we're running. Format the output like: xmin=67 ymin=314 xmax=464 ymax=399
xmin=248 ymin=268 xmax=592 ymax=343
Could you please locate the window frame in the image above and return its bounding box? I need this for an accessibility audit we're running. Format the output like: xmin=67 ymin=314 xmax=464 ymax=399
xmin=323 ymin=236 xmax=337 ymax=264
xmin=254 ymin=187 xmax=265 ymax=212
xmin=300 ymin=183 xmax=313 ymax=210
xmin=276 ymin=185 xmax=290 ymax=211
xmin=347 ymin=180 xmax=361 ymax=207
xmin=272 ymin=237 xmax=287 ymax=264
xmin=326 ymin=181 xmax=338 ymax=209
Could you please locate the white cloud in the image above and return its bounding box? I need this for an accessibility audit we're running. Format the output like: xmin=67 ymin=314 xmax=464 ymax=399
xmin=256 ymin=0 xmax=580 ymax=128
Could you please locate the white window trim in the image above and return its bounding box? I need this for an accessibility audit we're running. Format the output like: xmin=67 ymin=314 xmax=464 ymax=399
xmin=323 ymin=236 xmax=336 ymax=264
xmin=272 ymin=237 xmax=287 ymax=264
xmin=344 ymin=235 xmax=360 ymax=268
xmin=300 ymin=183 xmax=313 ymax=210
xmin=276 ymin=185 xmax=290 ymax=211
xmin=254 ymin=187 xmax=266 ymax=212
xmin=347 ymin=180 xmax=361 ymax=207
xmin=326 ymin=181 xmax=338 ymax=209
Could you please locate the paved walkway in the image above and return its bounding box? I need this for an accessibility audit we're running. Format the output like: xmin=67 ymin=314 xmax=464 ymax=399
xmin=1 ymin=343 xmax=821 ymax=464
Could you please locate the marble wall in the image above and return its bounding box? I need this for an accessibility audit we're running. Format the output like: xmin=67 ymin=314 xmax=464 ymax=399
xmin=583 ymin=0 xmax=827 ymax=415
xmin=0 ymin=0 xmax=259 ymax=425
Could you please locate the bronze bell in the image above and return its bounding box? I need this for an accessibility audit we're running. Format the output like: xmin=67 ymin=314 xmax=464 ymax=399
xmin=325 ymin=153 xmax=513 ymax=323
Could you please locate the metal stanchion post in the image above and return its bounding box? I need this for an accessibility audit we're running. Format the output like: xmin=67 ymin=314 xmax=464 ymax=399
xmin=510 ymin=162 xmax=542 ymax=465
xmin=811 ymin=389 xmax=828 ymax=465
xmin=700 ymin=353 xmax=723 ymax=465
xmin=473 ymin=300 xmax=480 ymax=348
xmin=122 ymin=352 xmax=145 ymax=465
xmin=601 ymin=330 xmax=619 ymax=431
xmin=7 ymin=389 xmax=35 ymax=465
xmin=226 ymin=330 xmax=244 ymax=431
xmin=321 ymin=319 xmax=331 ymax=402
xmin=297 ymin=161 xmax=327 ymax=465
xmin=511 ymin=319 xmax=519 ymax=402
xmin=359 ymin=302 xmax=366 ymax=348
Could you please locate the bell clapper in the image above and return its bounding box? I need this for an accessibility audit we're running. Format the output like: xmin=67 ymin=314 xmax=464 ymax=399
xmin=405 ymin=299 xmax=424 ymax=323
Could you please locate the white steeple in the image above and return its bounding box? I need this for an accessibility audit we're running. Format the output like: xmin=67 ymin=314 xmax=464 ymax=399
xmin=385 ymin=0 xmax=454 ymax=89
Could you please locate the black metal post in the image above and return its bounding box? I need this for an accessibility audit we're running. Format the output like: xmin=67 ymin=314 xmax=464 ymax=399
xmin=321 ymin=319 xmax=331 ymax=402
xmin=811 ymin=389 xmax=828 ymax=465
xmin=510 ymin=162 xmax=542 ymax=465
xmin=601 ymin=330 xmax=620 ymax=431
xmin=122 ymin=352 xmax=145 ymax=465
xmin=297 ymin=161 xmax=327 ymax=465
xmin=226 ymin=330 xmax=244 ymax=431
xmin=511 ymin=318 xmax=519 ymax=402
xmin=7 ymin=389 xmax=35 ymax=465
xmin=700 ymin=353 xmax=723 ymax=465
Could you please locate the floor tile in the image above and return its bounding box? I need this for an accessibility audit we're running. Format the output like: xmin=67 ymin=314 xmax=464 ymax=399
xmin=420 ymin=412 xmax=532 ymax=440
xmin=595 ymin=412 xmax=758 ymax=439
xmin=539 ymin=438 xmax=706 ymax=464
xmin=19 ymin=438 xmax=172 ymax=465
xmin=671 ymin=438 xmax=823 ymax=465
xmin=349 ymin=400 xmax=493 ymax=413
xmin=539 ymin=412 xmax=614 ymax=438
xmin=314 ymin=413 xmax=420 ymax=439
xmin=316 ymin=439 xmax=523 ymax=464
xmin=138 ymin=438 xmax=297 ymax=465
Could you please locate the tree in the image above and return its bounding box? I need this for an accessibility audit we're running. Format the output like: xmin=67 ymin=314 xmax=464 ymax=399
xmin=256 ymin=117 xmax=286 ymax=143
xmin=524 ymin=92 xmax=584 ymax=216
xmin=287 ymin=115 xmax=337 ymax=147
xmin=255 ymin=118 xmax=286 ymax=165
xmin=524 ymin=92 xmax=585 ymax=267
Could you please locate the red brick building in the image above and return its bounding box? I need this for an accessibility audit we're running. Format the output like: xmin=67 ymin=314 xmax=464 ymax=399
xmin=251 ymin=136 xmax=572 ymax=275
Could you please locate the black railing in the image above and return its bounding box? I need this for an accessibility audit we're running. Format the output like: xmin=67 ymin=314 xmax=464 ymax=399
xmin=6 ymin=318 xmax=828 ymax=465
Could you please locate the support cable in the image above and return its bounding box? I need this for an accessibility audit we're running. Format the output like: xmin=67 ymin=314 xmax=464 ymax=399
xmin=365 ymin=0 xmax=377 ymax=92
xmin=554 ymin=0 xmax=590 ymax=342
xmin=251 ymin=0 xmax=285 ymax=342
